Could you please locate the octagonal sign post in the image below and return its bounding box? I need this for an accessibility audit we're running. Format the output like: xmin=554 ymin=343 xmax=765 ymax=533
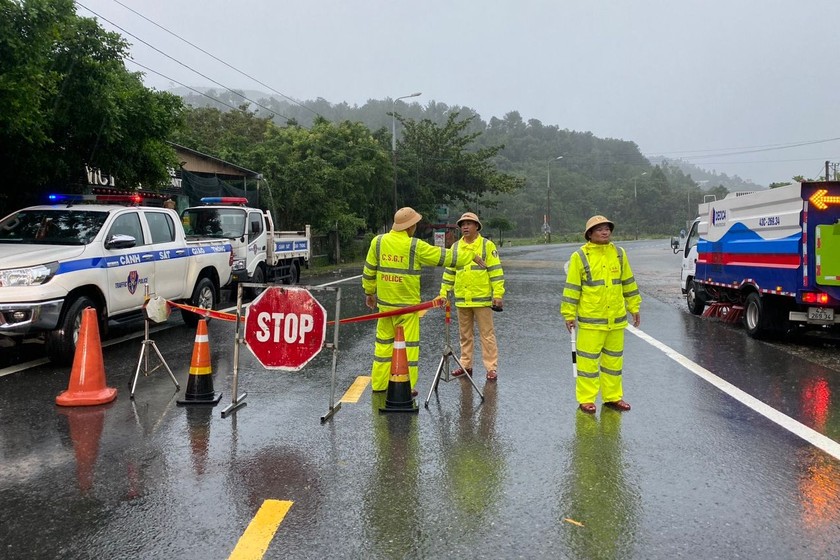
xmin=245 ymin=286 xmax=327 ymax=370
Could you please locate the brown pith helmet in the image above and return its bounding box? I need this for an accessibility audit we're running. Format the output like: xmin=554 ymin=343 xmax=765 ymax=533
xmin=584 ymin=215 xmax=614 ymax=240
xmin=456 ymin=211 xmax=482 ymax=231
xmin=393 ymin=207 xmax=423 ymax=232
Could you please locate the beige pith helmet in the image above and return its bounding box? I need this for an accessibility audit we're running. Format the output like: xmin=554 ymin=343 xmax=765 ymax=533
xmin=393 ymin=207 xmax=423 ymax=231
xmin=584 ymin=215 xmax=615 ymax=240
xmin=456 ymin=211 xmax=482 ymax=231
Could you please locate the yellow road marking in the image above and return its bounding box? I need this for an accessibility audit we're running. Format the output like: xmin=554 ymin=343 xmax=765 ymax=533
xmin=340 ymin=376 xmax=371 ymax=403
xmin=228 ymin=499 xmax=293 ymax=560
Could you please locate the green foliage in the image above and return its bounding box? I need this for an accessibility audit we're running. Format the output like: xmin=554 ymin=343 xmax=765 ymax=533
xmin=270 ymin=117 xmax=386 ymax=235
xmin=0 ymin=0 xmax=183 ymax=212
xmin=395 ymin=112 xmax=523 ymax=217
xmin=200 ymin=113 xmax=393 ymax=243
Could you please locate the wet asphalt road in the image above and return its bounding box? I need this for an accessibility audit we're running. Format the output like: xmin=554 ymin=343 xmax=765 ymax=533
xmin=2 ymin=240 xmax=840 ymax=559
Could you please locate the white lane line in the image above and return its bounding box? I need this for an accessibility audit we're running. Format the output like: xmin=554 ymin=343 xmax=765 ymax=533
xmin=0 ymin=358 xmax=51 ymax=377
xmin=0 ymin=324 xmax=173 ymax=378
xmin=312 ymin=274 xmax=362 ymax=288
xmin=627 ymin=325 xmax=840 ymax=461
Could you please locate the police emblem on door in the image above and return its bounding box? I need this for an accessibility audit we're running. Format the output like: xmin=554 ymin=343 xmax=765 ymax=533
xmin=127 ymin=270 xmax=139 ymax=294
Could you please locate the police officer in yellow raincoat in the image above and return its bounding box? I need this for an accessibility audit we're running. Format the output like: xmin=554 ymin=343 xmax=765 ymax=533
xmin=363 ymin=207 xmax=482 ymax=393
xmin=561 ymin=215 xmax=641 ymax=414
xmin=439 ymin=212 xmax=505 ymax=381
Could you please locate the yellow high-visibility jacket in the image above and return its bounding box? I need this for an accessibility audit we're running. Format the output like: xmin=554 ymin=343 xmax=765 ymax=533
xmin=561 ymin=242 xmax=641 ymax=330
xmin=362 ymin=230 xmax=475 ymax=308
xmin=439 ymin=234 xmax=505 ymax=307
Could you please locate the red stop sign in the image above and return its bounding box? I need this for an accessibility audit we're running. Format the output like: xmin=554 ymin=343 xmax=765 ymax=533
xmin=245 ymin=287 xmax=326 ymax=370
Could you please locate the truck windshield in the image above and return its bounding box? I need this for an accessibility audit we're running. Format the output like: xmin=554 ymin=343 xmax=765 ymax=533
xmin=181 ymin=208 xmax=246 ymax=239
xmin=0 ymin=209 xmax=109 ymax=245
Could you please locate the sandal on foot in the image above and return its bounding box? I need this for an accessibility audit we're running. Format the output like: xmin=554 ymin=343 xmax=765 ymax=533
xmin=486 ymin=370 xmax=497 ymax=381
xmin=604 ymin=400 xmax=631 ymax=411
xmin=579 ymin=403 xmax=596 ymax=414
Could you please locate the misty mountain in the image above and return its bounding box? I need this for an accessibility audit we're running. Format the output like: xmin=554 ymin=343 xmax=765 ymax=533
xmin=169 ymin=86 xmax=765 ymax=189
xmin=646 ymin=156 xmax=766 ymax=191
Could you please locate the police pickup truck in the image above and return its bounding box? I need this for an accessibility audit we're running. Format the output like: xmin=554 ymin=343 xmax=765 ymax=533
xmin=0 ymin=194 xmax=233 ymax=364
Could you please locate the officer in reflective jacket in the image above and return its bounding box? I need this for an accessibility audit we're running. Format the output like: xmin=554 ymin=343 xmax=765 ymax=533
xmin=363 ymin=207 xmax=483 ymax=393
xmin=561 ymin=215 xmax=641 ymax=414
xmin=439 ymin=212 xmax=505 ymax=381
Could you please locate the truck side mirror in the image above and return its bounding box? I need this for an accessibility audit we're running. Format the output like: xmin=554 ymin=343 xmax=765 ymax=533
xmin=105 ymin=234 xmax=136 ymax=250
xmin=670 ymin=236 xmax=681 ymax=254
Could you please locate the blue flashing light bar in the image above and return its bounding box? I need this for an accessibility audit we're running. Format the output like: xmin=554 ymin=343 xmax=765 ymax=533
xmin=48 ymin=194 xmax=87 ymax=202
xmin=200 ymin=197 xmax=249 ymax=205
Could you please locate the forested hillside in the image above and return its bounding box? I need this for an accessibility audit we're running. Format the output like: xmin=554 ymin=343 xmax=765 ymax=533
xmin=177 ymin=89 xmax=711 ymax=240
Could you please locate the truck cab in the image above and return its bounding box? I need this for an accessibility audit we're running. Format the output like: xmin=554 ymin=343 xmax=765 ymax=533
xmin=182 ymin=198 xmax=310 ymax=290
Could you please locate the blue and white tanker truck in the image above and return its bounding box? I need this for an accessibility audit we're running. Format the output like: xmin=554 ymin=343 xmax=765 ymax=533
xmin=680 ymin=180 xmax=840 ymax=338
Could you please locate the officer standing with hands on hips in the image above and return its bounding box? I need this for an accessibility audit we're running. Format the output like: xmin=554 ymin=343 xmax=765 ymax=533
xmin=439 ymin=212 xmax=505 ymax=381
xmin=363 ymin=207 xmax=485 ymax=396
xmin=561 ymin=215 xmax=641 ymax=414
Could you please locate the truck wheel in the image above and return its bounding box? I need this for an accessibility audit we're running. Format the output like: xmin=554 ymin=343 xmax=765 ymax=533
xmin=248 ymin=265 xmax=265 ymax=299
xmin=686 ymin=279 xmax=706 ymax=315
xmin=46 ymin=296 xmax=97 ymax=365
xmin=281 ymin=261 xmax=300 ymax=285
xmin=744 ymin=292 xmax=769 ymax=339
xmin=182 ymin=277 xmax=217 ymax=328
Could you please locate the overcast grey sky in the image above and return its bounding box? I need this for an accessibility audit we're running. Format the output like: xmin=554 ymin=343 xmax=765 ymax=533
xmin=79 ymin=0 xmax=840 ymax=187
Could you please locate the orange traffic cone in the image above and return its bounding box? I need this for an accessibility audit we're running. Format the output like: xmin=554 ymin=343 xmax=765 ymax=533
xmin=380 ymin=326 xmax=418 ymax=414
xmin=56 ymin=307 xmax=117 ymax=406
xmin=177 ymin=319 xmax=222 ymax=406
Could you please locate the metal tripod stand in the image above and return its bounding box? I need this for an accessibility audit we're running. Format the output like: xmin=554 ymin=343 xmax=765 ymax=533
xmin=130 ymin=286 xmax=179 ymax=399
xmin=424 ymin=298 xmax=484 ymax=408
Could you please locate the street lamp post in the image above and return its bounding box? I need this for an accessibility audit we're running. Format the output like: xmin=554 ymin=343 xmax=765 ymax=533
xmin=633 ymin=171 xmax=647 ymax=200
xmin=546 ymin=156 xmax=563 ymax=243
xmin=392 ymin=92 xmax=422 ymax=214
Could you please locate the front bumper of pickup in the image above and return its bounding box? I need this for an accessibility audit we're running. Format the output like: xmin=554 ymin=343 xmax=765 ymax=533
xmin=0 ymin=299 xmax=64 ymax=336
xmin=231 ymin=270 xmax=250 ymax=283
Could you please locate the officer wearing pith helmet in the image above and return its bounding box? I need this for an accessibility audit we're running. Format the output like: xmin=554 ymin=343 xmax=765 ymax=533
xmin=439 ymin=211 xmax=505 ymax=381
xmin=584 ymin=215 xmax=613 ymax=240
xmin=362 ymin=207 xmax=485 ymax=395
xmin=561 ymin=215 xmax=641 ymax=414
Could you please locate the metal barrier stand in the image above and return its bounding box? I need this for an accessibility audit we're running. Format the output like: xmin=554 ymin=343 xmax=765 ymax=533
xmin=221 ymin=283 xmax=344 ymax=422
xmin=221 ymin=283 xmax=248 ymax=418
xmin=320 ymin=286 xmax=342 ymax=423
xmin=424 ymin=296 xmax=484 ymax=408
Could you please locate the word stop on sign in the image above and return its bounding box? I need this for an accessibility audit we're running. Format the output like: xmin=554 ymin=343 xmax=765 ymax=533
xmin=254 ymin=312 xmax=315 ymax=344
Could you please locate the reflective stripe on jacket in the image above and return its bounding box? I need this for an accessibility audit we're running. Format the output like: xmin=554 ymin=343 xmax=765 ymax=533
xmin=560 ymin=241 xmax=641 ymax=330
xmin=362 ymin=229 xmax=475 ymax=308
xmin=439 ymin=235 xmax=505 ymax=307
